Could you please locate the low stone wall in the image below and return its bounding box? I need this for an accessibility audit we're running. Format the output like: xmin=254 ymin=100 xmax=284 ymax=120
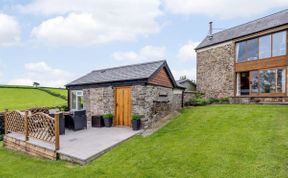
xmin=232 ymin=97 xmax=288 ymax=104
xmin=172 ymin=90 xmax=183 ymax=111
xmin=3 ymin=135 xmax=57 ymax=160
xmin=183 ymin=91 xmax=197 ymax=105
xmin=132 ymin=85 xmax=174 ymax=129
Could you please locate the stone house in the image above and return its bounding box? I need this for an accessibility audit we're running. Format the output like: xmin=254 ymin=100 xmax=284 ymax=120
xmin=176 ymin=79 xmax=196 ymax=91
xmin=66 ymin=60 xmax=184 ymax=129
xmin=196 ymin=10 xmax=288 ymax=104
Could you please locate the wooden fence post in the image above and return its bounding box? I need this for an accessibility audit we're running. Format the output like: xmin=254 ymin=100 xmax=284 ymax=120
xmin=4 ymin=109 xmax=8 ymax=135
xmin=24 ymin=111 xmax=29 ymax=141
xmin=54 ymin=113 xmax=60 ymax=150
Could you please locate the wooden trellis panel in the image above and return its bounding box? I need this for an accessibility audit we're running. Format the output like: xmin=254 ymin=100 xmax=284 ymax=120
xmin=28 ymin=113 xmax=56 ymax=144
xmin=5 ymin=111 xmax=24 ymax=134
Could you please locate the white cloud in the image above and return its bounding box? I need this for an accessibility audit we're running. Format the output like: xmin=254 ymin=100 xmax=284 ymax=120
xmin=163 ymin=0 xmax=288 ymax=19
xmin=0 ymin=13 xmax=20 ymax=46
xmin=19 ymin=0 xmax=162 ymax=46
xmin=172 ymin=69 xmax=196 ymax=81
xmin=112 ymin=45 xmax=166 ymax=62
xmin=177 ymin=41 xmax=199 ymax=61
xmin=8 ymin=62 xmax=73 ymax=87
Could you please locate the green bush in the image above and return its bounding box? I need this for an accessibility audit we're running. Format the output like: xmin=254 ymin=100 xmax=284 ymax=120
xmin=103 ymin=113 xmax=113 ymax=119
xmin=0 ymin=134 xmax=3 ymax=141
xmin=132 ymin=114 xmax=141 ymax=120
xmin=190 ymin=98 xmax=208 ymax=106
xmin=208 ymin=97 xmax=220 ymax=104
xmin=207 ymin=97 xmax=230 ymax=104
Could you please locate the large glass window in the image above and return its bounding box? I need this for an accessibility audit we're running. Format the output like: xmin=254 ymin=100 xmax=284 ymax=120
xmin=236 ymin=39 xmax=258 ymax=62
xmin=236 ymin=31 xmax=287 ymax=63
xmin=273 ymin=31 xmax=286 ymax=57
xmin=71 ymin=90 xmax=84 ymax=110
xmin=259 ymin=35 xmax=271 ymax=59
xmin=251 ymin=71 xmax=259 ymax=93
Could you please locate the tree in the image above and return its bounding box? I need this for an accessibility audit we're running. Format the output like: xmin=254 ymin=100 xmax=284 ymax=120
xmin=33 ymin=82 xmax=40 ymax=87
xmin=180 ymin=75 xmax=187 ymax=80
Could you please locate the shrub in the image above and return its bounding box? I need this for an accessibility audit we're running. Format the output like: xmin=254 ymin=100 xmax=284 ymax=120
xmin=103 ymin=113 xmax=113 ymax=119
xmin=0 ymin=134 xmax=2 ymax=141
xmin=208 ymin=97 xmax=220 ymax=104
xmin=190 ymin=98 xmax=208 ymax=106
xmin=132 ymin=114 xmax=141 ymax=120
xmin=219 ymin=97 xmax=230 ymax=104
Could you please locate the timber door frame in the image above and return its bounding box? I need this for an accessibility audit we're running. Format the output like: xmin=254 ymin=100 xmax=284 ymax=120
xmin=114 ymin=86 xmax=132 ymax=127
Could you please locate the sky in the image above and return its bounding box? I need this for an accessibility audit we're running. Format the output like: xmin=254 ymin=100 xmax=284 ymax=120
xmin=0 ymin=0 xmax=288 ymax=88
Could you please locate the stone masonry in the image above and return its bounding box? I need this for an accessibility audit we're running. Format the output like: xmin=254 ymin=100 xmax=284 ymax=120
xmin=197 ymin=42 xmax=235 ymax=98
xmin=83 ymin=85 xmax=177 ymax=129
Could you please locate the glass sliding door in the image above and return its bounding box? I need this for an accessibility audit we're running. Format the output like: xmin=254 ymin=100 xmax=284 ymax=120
xmin=260 ymin=69 xmax=276 ymax=94
xmin=276 ymin=69 xmax=286 ymax=93
xmin=251 ymin=71 xmax=259 ymax=94
xmin=237 ymin=68 xmax=286 ymax=96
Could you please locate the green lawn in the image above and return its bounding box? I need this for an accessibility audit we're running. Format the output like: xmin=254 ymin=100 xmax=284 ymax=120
xmin=0 ymin=87 xmax=67 ymax=111
xmin=1 ymin=105 xmax=288 ymax=177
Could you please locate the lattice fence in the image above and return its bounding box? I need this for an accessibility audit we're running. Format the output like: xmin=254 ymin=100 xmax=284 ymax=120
xmin=4 ymin=110 xmax=60 ymax=150
xmin=28 ymin=113 xmax=56 ymax=144
xmin=5 ymin=111 xmax=25 ymax=134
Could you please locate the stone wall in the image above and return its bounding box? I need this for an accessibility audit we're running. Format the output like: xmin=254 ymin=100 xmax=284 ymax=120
xmin=132 ymin=85 xmax=174 ymax=129
xmin=197 ymin=42 xmax=235 ymax=98
xmin=83 ymin=85 xmax=177 ymax=129
xmin=83 ymin=87 xmax=114 ymax=127
xmin=183 ymin=91 xmax=197 ymax=105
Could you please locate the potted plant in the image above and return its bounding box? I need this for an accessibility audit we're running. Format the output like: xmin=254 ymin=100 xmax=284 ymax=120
xmin=103 ymin=113 xmax=113 ymax=127
xmin=132 ymin=114 xmax=141 ymax=131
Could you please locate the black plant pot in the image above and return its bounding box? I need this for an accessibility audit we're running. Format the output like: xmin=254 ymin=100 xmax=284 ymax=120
xmin=132 ymin=120 xmax=141 ymax=131
xmin=104 ymin=118 xmax=113 ymax=127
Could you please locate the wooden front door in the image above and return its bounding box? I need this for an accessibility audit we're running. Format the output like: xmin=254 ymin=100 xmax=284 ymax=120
xmin=114 ymin=87 xmax=131 ymax=127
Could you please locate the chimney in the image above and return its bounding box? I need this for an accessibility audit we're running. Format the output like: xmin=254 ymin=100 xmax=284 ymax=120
xmin=209 ymin=21 xmax=213 ymax=39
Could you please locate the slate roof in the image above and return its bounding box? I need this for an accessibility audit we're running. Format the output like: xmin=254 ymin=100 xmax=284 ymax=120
xmin=196 ymin=9 xmax=288 ymax=50
xmin=66 ymin=60 xmax=179 ymax=87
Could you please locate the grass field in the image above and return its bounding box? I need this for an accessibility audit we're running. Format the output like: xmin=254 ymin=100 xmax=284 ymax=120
xmin=1 ymin=105 xmax=288 ymax=177
xmin=0 ymin=86 xmax=67 ymax=111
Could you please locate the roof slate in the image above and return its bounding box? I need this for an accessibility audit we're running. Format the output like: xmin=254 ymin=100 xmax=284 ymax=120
xmin=196 ymin=9 xmax=288 ymax=50
xmin=66 ymin=60 xmax=166 ymax=86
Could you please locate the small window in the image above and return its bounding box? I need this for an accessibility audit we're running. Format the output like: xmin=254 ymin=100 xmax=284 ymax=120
xmin=71 ymin=90 xmax=84 ymax=111
xmin=259 ymin=35 xmax=271 ymax=59
xmin=272 ymin=31 xmax=286 ymax=57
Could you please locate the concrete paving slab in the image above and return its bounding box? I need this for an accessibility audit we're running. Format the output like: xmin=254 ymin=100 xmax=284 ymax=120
xmin=57 ymin=127 xmax=142 ymax=164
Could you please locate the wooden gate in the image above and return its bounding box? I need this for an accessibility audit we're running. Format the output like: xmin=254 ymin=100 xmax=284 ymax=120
xmin=114 ymin=87 xmax=131 ymax=127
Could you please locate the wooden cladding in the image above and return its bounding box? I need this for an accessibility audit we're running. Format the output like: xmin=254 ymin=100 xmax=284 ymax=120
xmin=235 ymin=56 xmax=288 ymax=72
xmin=149 ymin=68 xmax=173 ymax=88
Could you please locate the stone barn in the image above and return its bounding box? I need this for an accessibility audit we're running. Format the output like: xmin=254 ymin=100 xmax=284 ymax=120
xmin=66 ymin=60 xmax=184 ymax=129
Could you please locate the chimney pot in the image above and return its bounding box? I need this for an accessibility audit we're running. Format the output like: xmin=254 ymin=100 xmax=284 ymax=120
xmin=209 ymin=21 xmax=213 ymax=39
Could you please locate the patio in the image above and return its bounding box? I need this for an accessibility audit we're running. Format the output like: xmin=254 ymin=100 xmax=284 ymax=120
xmin=5 ymin=127 xmax=141 ymax=164
xmin=58 ymin=127 xmax=142 ymax=164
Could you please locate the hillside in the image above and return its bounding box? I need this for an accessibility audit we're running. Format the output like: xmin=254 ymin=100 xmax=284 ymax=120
xmin=0 ymin=85 xmax=67 ymax=112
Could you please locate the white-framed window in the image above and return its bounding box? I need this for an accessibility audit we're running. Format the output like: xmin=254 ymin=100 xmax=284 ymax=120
xmin=71 ymin=90 xmax=84 ymax=111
